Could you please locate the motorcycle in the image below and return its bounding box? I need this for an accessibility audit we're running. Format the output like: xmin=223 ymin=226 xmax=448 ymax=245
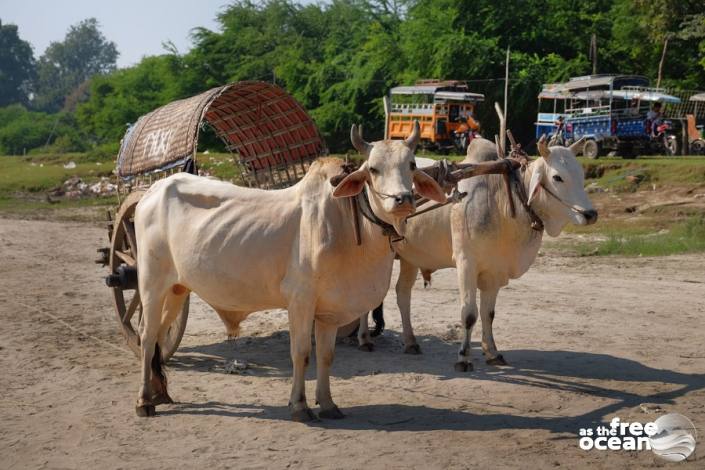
xmin=647 ymin=120 xmax=678 ymax=156
xmin=452 ymin=119 xmax=480 ymax=153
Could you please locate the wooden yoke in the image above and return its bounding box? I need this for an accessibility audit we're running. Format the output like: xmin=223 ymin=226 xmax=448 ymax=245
xmin=418 ymin=158 xmax=521 ymax=185
xmin=406 ymin=158 xmax=521 ymax=220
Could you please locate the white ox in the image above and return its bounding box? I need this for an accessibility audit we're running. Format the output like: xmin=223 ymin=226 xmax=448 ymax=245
xmin=132 ymin=122 xmax=445 ymax=420
xmin=358 ymin=136 xmax=597 ymax=370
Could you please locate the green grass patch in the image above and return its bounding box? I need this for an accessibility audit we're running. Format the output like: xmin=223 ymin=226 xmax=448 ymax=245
xmin=573 ymin=216 xmax=705 ymax=257
xmin=0 ymin=152 xmax=118 ymax=220
xmin=196 ymin=152 xmax=243 ymax=182
xmin=0 ymin=154 xmax=113 ymax=195
xmin=580 ymin=156 xmax=705 ymax=191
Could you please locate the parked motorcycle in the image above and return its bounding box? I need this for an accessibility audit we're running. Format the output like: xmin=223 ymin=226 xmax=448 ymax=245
xmin=451 ymin=118 xmax=480 ymax=153
xmin=646 ymin=120 xmax=678 ymax=156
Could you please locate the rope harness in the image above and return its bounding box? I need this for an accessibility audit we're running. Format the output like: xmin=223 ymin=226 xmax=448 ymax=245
xmin=503 ymin=131 xmax=588 ymax=225
xmin=358 ymin=187 xmax=404 ymax=242
xmin=504 ymin=142 xmax=545 ymax=232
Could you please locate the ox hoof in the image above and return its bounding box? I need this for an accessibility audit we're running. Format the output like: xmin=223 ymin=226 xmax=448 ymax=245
xmin=291 ymin=407 xmax=319 ymax=423
xmin=135 ymin=404 xmax=156 ymax=417
xmin=319 ymin=406 xmax=345 ymax=420
xmin=486 ymin=354 xmax=508 ymax=366
xmin=404 ymin=344 xmax=422 ymax=355
xmin=152 ymin=392 xmax=174 ymax=406
xmin=358 ymin=343 xmax=374 ymax=352
xmin=454 ymin=361 xmax=473 ymax=372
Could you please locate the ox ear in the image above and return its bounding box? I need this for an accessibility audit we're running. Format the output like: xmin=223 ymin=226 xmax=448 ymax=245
xmin=333 ymin=166 xmax=370 ymax=198
xmin=568 ymin=137 xmax=587 ymax=156
xmin=527 ymin=166 xmax=543 ymax=206
xmin=413 ymin=170 xmax=446 ymax=204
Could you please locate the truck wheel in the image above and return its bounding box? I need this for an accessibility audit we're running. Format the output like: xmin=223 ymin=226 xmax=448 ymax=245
xmin=619 ymin=145 xmax=637 ymax=159
xmin=691 ymin=139 xmax=705 ymax=155
xmin=583 ymin=140 xmax=600 ymax=159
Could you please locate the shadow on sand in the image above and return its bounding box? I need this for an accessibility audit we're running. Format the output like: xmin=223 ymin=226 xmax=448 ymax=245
xmin=164 ymin=329 xmax=705 ymax=432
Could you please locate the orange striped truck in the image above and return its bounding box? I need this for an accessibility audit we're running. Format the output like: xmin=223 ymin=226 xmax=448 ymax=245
xmin=384 ymin=80 xmax=484 ymax=153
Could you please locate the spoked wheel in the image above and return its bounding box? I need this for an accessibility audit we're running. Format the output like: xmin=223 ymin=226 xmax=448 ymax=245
xmin=583 ymin=139 xmax=600 ymax=159
xmin=108 ymin=190 xmax=189 ymax=361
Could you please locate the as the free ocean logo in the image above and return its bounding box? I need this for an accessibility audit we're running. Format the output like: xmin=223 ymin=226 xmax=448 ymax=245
xmin=578 ymin=413 xmax=696 ymax=462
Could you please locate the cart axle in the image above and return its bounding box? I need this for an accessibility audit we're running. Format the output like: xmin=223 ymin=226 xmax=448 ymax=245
xmin=106 ymin=264 xmax=138 ymax=290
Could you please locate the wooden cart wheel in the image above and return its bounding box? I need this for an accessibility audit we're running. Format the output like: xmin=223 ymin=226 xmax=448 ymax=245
xmin=109 ymin=190 xmax=189 ymax=361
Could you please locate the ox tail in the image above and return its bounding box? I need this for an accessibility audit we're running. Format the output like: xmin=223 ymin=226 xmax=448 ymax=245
xmin=152 ymin=343 xmax=167 ymax=388
xmin=371 ymin=303 xmax=385 ymax=337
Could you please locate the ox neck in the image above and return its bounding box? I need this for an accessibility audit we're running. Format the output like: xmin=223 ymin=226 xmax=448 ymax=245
xmin=521 ymin=160 xmax=537 ymax=195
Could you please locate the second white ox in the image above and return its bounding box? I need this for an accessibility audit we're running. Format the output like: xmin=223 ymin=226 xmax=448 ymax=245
xmin=131 ymin=122 xmax=445 ymax=421
xmin=358 ymin=136 xmax=597 ymax=371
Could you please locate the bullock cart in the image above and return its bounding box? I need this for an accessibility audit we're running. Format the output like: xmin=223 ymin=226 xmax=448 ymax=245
xmin=98 ymin=81 xmax=521 ymax=361
xmin=98 ymin=81 xmax=327 ymax=360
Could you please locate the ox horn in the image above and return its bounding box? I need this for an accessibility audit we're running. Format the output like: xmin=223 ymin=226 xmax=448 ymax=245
xmin=537 ymin=134 xmax=551 ymax=160
xmin=404 ymin=120 xmax=421 ymax=152
xmin=351 ymin=124 xmax=371 ymax=155
xmin=569 ymin=137 xmax=587 ymax=156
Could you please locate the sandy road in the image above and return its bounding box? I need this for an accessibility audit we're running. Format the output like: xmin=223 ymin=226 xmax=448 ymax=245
xmin=1 ymin=217 xmax=704 ymax=469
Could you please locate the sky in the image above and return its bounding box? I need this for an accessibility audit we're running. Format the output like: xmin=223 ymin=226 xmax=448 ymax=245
xmin=1 ymin=0 xmax=228 ymax=67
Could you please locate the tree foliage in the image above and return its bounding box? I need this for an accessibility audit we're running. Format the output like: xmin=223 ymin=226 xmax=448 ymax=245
xmin=34 ymin=18 xmax=119 ymax=112
xmin=2 ymin=0 xmax=704 ymax=155
xmin=0 ymin=105 xmax=84 ymax=155
xmin=0 ymin=20 xmax=35 ymax=107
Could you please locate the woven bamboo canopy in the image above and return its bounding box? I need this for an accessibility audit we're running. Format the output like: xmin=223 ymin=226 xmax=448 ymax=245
xmin=116 ymin=81 xmax=327 ymax=188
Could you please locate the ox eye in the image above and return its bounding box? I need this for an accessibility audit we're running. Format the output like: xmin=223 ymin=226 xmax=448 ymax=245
xmin=410 ymin=161 xmax=417 ymax=171
xmin=369 ymin=167 xmax=379 ymax=175
xmin=553 ymin=175 xmax=564 ymax=183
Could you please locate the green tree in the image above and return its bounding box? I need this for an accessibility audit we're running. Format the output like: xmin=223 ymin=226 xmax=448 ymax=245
xmin=64 ymin=0 xmax=705 ymax=153
xmin=34 ymin=18 xmax=119 ymax=112
xmin=607 ymin=0 xmax=705 ymax=87
xmin=0 ymin=20 xmax=35 ymax=107
xmin=76 ymin=54 xmax=188 ymax=144
xmin=0 ymin=105 xmax=84 ymax=154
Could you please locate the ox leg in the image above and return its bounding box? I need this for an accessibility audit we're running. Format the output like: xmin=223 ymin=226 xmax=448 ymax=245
xmin=136 ymin=289 xmax=166 ymax=417
xmin=480 ymin=287 xmax=507 ymax=366
xmin=315 ymin=320 xmax=345 ymax=419
xmin=357 ymin=313 xmax=374 ymax=351
xmin=396 ymin=259 xmax=420 ymax=354
xmin=150 ymin=287 xmax=189 ymax=405
xmin=215 ymin=309 xmax=248 ymax=340
xmin=455 ymin=255 xmax=478 ymax=372
xmin=287 ymin=304 xmax=317 ymax=422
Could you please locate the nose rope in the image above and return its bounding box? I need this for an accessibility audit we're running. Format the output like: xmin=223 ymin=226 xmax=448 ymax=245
xmin=367 ymin=185 xmax=411 ymax=201
xmin=358 ymin=187 xmax=404 ymax=242
xmin=537 ymin=182 xmax=590 ymax=215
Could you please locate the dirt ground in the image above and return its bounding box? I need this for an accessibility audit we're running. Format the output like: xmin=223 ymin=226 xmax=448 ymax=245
xmin=1 ymin=217 xmax=704 ymax=469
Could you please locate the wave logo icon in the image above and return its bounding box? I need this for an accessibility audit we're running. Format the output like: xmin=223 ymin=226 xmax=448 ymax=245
xmin=649 ymin=413 xmax=697 ymax=462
